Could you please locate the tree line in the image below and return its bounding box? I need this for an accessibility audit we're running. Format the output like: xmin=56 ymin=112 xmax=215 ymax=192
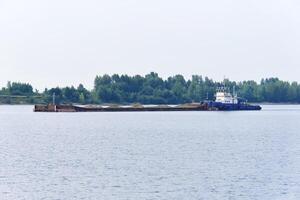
xmin=1 ymin=73 xmax=300 ymax=104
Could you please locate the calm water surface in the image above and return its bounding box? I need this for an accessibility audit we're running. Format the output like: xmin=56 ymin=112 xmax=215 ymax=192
xmin=0 ymin=105 xmax=300 ymax=200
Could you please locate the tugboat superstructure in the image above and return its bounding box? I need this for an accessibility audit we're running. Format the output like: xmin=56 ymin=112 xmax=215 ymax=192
xmin=208 ymin=85 xmax=261 ymax=111
xmin=215 ymin=86 xmax=238 ymax=104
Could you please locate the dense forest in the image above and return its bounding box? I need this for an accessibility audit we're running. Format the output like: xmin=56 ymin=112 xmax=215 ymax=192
xmin=1 ymin=72 xmax=300 ymax=104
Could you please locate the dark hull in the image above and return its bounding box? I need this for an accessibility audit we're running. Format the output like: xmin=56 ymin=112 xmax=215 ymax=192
xmin=208 ymin=102 xmax=262 ymax=111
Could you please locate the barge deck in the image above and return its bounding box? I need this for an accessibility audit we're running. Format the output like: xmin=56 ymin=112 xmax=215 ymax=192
xmin=34 ymin=103 xmax=212 ymax=112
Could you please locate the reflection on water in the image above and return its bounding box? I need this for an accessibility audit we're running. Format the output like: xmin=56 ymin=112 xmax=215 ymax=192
xmin=0 ymin=105 xmax=300 ymax=200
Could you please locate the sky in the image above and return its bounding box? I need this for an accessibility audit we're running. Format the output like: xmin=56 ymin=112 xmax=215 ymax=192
xmin=0 ymin=0 xmax=300 ymax=91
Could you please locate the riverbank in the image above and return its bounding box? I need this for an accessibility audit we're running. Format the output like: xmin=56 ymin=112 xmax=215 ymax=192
xmin=2 ymin=101 xmax=297 ymax=106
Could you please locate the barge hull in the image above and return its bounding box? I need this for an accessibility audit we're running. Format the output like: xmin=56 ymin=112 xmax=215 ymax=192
xmin=34 ymin=104 xmax=211 ymax=112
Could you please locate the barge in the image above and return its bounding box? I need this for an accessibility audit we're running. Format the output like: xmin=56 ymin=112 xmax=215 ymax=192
xmin=34 ymin=86 xmax=262 ymax=112
xmin=34 ymin=103 xmax=212 ymax=112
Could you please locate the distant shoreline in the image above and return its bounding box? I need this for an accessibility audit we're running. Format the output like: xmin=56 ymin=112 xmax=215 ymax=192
xmin=259 ymin=102 xmax=300 ymax=105
xmin=1 ymin=74 xmax=300 ymax=105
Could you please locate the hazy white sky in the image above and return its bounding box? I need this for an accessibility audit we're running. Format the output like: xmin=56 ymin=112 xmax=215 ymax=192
xmin=0 ymin=0 xmax=300 ymax=90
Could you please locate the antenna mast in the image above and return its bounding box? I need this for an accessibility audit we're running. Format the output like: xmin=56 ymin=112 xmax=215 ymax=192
xmin=52 ymin=92 xmax=56 ymax=105
xmin=233 ymin=86 xmax=236 ymax=96
xmin=223 ymin=76 xmax=226 ymax=92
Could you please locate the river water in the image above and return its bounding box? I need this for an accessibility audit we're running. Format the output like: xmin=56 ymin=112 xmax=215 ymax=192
xmin=0 ymin=105 xmax=299 ymax=200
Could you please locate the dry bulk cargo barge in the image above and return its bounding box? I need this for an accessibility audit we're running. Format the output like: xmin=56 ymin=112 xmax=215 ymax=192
xmin=34 ymin=103 xmax=212 ymax=112
xmin=34 ymin=86 xmax=261 ymax=112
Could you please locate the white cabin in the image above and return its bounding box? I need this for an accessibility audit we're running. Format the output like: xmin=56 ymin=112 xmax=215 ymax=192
xmin=215 ymin=87 xmax=238 ymax=104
